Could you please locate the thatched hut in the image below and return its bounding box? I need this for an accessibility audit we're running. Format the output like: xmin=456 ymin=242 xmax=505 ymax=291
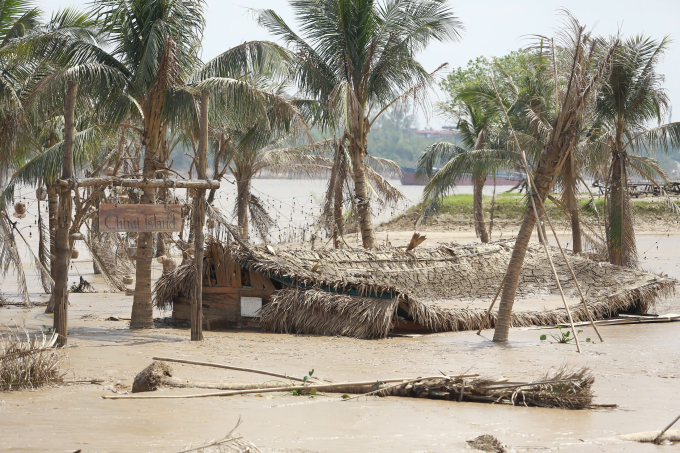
xmin=154 ymin=237 xmax=676 ymax=338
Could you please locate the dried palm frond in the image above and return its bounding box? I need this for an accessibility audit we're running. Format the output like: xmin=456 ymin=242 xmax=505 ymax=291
xmin=0 ymin=213 xmax=30 ymax=305
xmin=37 ymin=201 xmax=52 ymax=293
xmin=1 ymin=327 xmax=63 ymax=391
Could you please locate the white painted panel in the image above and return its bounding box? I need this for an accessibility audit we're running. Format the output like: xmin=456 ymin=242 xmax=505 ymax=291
xmin=241 ymin=297 xmax=263 ymax=318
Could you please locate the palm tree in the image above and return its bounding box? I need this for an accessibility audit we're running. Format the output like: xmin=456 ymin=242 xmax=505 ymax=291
xmin=416 ymin=98 xmax=517 ymax=243
xmin=492 ymin=13 xmax=617 ymax=343
xmin=257 ymin=0 xmax=462 ymax=248
xmin=23 ymin=0 xmax=301 ymax=328
xmin=594 ymin=36 xmax=680 ymax=267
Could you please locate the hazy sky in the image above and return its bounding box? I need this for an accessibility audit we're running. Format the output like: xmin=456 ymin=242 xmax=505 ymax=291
xmin=40 ymin=0 xmax=680 ymax=128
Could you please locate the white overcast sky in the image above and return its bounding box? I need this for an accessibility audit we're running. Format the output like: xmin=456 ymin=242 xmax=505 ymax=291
xmin=39 ymin=0 xmax=680 ymax=128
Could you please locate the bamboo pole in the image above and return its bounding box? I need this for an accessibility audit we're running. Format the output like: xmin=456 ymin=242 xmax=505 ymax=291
xmin=53 ymin=81 xmax=78 ymax=347
xmin=490 ymin=78 xmax=582 ymax=353
xmin=152 ymin=356 xmax=316 ymax=382
xmin=191 ymin=90 xmax=209 ymax=342
xmin=53 ymin=177 xmax=220 ymax=189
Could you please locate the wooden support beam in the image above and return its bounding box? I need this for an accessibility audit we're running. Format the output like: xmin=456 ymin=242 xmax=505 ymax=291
xmin=192 ymin=90 xmax=209 ymax=342
xmin=53 ymin=177 xmax=220 ymax=190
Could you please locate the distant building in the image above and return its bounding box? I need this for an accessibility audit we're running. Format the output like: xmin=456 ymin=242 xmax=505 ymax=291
xmin=410 ymin=129 xmax=459 ymax=139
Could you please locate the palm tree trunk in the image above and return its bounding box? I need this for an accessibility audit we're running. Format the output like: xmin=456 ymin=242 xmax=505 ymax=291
xmin=236 ymin=176 xmax=250 ymax=241
xmin=155 ymin=187 xmax=168 ymax=258
xmin=606 ymin=152 xmax=636 ymax=266
xmin=493 ymin=142 xmax=562 ymax=343
xmin=45 ymin=185 xmax=58 ymax=313
xmin=53 ymin=81 xmax=78 ymax=347
xmin=570 ymin=203 xmax=582 ymax=254
xmin=129 ymin=160 xmax=157 ymax=330
xmin=349 ymin=135 xmax=375 ymax=248
xmin=473 ymin=173 xmax=489 ymax=243
xmin=333 ymin=178 xmax=344 ymax=248
xmin=493 ymin=209 xmax=537 ymax=342
xmin=563 ymin=154 xmax=582 ymax=253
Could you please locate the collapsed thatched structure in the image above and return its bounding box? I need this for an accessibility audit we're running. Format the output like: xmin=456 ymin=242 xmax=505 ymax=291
xmin=154 ymin=237 xmax=675 ymax=338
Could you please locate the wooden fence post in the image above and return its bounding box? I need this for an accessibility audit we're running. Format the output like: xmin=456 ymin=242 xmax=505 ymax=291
xmin=192 ymin=90 xmax=209 ymax=341
xmin=53 ymin=80 xmax=78 ymax=347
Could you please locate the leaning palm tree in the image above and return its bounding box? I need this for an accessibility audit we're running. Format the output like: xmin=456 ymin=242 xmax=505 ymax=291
xmin=492 ymin=12 xmax=618 ymax=343
xmin=257 ymin=0 xmax=463 ymax=248
xmin=594 ymin=36 xmax=680 ymax=267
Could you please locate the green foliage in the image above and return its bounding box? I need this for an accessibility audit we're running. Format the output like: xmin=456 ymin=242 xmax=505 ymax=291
xmin=540 ymin=327 xmax=583 ymax=344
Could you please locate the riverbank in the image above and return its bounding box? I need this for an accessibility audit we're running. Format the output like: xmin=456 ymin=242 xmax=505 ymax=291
xmin=380 ymin=193 xmax=680 ymax=236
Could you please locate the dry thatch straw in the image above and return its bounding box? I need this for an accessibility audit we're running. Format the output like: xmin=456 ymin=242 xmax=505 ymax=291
xmin=1 ymin=327 xmax=63 ymax=391
xmin=155 ymin=238 xmax=676 ymax=339
xmin=374 ymin=366 xmax=594 ymax=410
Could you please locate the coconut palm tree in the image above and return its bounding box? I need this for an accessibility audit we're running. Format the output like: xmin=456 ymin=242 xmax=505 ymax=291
xmin=22 ymin=0 xmax=303 ymax=329
xmin=594 ymin=36 xmax=680 ymax=267
xmin=492 ymin=13 xmax=618 ymax=343
xmin=257 ymin=0 xmax=463 ymax=248
xmin=416 ymin=98 xmax=518 ymax=243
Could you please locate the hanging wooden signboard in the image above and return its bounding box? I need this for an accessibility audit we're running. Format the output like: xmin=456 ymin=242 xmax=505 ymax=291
xmin=99 ymin=204 xmax=182 ymax=232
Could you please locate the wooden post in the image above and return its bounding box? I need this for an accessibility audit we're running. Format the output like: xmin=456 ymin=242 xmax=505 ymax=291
xmin=53 ymin=81 xmax=78 ymax=347
xmin=192 ymin=90 xmax=209 ymax=341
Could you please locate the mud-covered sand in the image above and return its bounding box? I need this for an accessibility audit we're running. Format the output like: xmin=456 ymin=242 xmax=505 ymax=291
xmin=1 ymin=229 xmax=680 ymax=452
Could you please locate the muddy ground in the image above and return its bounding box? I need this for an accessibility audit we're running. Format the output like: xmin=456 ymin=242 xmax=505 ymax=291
xmin=1 ymin=231 xmax=679 ymax=452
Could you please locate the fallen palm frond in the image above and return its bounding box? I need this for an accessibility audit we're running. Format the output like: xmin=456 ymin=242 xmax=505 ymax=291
xmin=1 ymin=327 xmax=63 ymax=391
xmin=0 ymin=213 xmax=30 ymax=305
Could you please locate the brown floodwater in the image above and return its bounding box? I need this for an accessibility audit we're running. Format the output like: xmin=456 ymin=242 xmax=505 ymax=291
xmin=1 ymin=232 xmax=679 ymax=452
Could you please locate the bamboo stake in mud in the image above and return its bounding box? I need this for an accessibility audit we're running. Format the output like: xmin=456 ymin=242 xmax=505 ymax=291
xmin=539 ymin=205 xmax=604 ymax=342
xmin=53 ymin=80 xmax=78 ymax=347
xmin=192 ymin=90 xmax=209 ymax=341
xmin=490 ymin=77 xmax=582 ymax=353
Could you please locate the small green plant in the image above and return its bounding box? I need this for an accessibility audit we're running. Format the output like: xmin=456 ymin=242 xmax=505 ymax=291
xmin=290 ymin=369 xmax=317 ymax=397
xmin=540 ymin=327 xmax=583 ymax=344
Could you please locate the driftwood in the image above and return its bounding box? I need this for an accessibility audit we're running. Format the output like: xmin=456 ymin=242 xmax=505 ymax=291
xmin=132 ymin=362 xmax=289 ymax=393
xmin=619 ymin=430 xmax=680 ymax=443
xmin=655 ymin=415 xmax=680 ymax=444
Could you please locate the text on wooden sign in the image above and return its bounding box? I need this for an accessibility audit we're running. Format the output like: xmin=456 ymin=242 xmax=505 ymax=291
xmin=99 ymin=204 xmax=182 ymax=232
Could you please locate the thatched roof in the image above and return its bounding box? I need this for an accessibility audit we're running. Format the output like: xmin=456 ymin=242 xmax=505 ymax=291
xmin=154 ymin=237 xmax=676 ymax=338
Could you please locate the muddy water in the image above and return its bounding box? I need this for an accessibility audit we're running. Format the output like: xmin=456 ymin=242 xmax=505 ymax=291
xmin=2 ymin=221 xmax=680 ymax=450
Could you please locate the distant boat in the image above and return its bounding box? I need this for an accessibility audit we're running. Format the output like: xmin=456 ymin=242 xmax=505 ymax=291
xmin=400 ymin=167 xmax=523 ymax=186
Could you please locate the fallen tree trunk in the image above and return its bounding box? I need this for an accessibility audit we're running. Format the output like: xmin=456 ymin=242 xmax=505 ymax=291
xmin=115 ymin=362 xmax=596 ymax=409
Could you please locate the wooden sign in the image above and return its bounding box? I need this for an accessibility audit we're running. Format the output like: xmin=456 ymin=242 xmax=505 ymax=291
xmin=99 ymin=204 xmax=182 ymax=232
